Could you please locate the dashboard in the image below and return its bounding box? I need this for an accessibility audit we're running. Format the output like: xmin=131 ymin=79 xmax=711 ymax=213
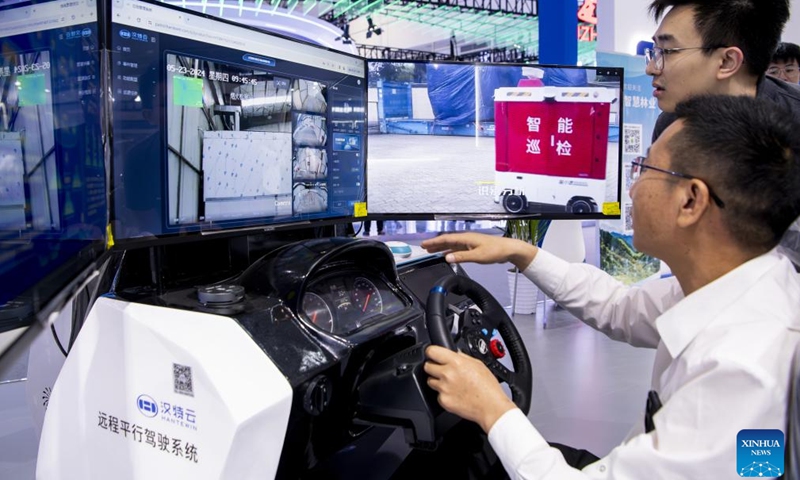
xmin=110 ymin=236 xmax=467 ymax=476
xmin=299 ymin=271 xmax=407 ymax=335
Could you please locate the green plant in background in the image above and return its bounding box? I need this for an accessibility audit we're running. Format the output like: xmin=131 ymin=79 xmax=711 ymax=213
xmin=504 ymin=219 xmax=551 ymax=315
xmin=599 ymin=230 xmax=660 ymax=284
xmin=504 ymin=219 xmax=551 ymax=247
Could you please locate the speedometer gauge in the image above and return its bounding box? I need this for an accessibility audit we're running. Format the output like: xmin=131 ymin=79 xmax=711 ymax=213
xmin=351 ymin=277 xmax=383 ymax=316
xmin=302 ymin=292 xmax=334 ymax=332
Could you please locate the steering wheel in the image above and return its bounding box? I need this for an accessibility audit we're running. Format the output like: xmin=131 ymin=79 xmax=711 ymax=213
xmin=426 ymin=274 xmax=533 ymax=414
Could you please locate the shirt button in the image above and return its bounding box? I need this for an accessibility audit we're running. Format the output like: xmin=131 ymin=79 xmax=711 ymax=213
xmin=599 ymin=465 xmax=606 ymax=472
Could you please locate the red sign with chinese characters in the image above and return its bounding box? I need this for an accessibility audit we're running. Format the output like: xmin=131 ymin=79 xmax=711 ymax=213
xmin=495 ymin=99 xmax=610 ymax=180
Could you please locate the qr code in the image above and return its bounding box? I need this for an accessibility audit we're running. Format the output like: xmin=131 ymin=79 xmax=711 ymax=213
xmin=624 ymin=203 xmax=634 ymax=232
xmin=624 ymin=124 xmax=643 ymax=155
xmin=625 ymin=164 xmax=634 ymax=191
xmin=173 ymin=363 xmax=194 ymax=397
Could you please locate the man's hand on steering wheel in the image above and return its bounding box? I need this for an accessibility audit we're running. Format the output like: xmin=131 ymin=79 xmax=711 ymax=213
xmin=424 ymin=346 xmax=518 ymax=433
xmin=424 ymin=274 xmax=533 ymax=433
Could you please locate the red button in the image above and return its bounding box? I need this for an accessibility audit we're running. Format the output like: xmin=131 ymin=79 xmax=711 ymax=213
xmin=489 ymin=339 xmax=506 ymax=358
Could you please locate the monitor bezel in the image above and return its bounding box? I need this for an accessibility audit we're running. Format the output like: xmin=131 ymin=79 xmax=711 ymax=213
xmin=108 ymin=0 xmax=369 ymax=248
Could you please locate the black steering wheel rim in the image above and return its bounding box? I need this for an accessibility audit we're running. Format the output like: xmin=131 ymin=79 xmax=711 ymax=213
xmin=426 ymin=274 xmax=533 ymax=414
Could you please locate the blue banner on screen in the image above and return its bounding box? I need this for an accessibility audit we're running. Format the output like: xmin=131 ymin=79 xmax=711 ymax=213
xmin=333 ymin=133 xmax=361 ymax=152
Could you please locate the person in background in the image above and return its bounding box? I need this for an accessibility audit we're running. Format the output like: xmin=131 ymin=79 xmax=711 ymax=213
xmin=646 ymin=0 xmax=800 ymax=141
xmin=767 ymin=42 xmax=800 ymax=84
xmin=645 ymin=0 xmax=800 ymax=267
xmin=363 ymin=220 xmax=384 ymax=236
xmin=422 ymin=95 xmax=800 ymax=479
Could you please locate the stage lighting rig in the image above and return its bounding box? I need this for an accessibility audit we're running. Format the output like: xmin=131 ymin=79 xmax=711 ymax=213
xmin=366 ymin=17 xmax=383 ymax=38
xmin=335 ymin=23 xmax=353 ymax=44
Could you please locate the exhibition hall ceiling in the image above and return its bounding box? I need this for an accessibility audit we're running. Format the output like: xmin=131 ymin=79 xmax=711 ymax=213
xmin=161 ymin=0 xmax=596 ymax=64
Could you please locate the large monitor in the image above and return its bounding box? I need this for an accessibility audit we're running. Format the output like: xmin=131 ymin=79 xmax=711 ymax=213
xmin=110 ymin=0 xmax=367 ymax=242
xmin=366 ymin=61 xmax=623 ymax=219
xmin=0 ymin=0 xmax=106 ymax=336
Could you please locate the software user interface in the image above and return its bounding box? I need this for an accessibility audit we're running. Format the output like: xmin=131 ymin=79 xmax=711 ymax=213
xmin=0 ymin=0 xmax=105 ymax=308
xmin=366 ymin=62 xmax=622 ymax=218
xmin=111 ymin=0 xmax=367 ymax=239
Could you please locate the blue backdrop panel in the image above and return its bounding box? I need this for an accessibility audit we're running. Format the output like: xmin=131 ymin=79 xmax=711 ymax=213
xmin=426 ymin=64 xmax=476 ymax=125
xmin=379 ymin=81 xmax=413 ymax=118
xmin=427 ymin=64 xmax=523 ymax=125
xmin=539 ymin=0 xmax=577 ymax=65
xmin=543 ymin=68 xmax=588 ymax=87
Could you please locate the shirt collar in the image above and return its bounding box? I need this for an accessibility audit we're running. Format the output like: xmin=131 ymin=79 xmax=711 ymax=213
xmin=655 ymin=250 xmax=784 ymax=359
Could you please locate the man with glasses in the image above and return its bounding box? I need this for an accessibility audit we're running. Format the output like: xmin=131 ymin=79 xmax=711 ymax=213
xmin=767 ymin=42 xmax=800 ymax=84
xmin=420 ymin=95 xmax=800 ymax=479
xmin=646 ymin=0 xmax=800 ymax=141
xmin=629 ymin=157 xmax=724 ymax=208
xmin=646 ymin=0 xmax=800 ymax=268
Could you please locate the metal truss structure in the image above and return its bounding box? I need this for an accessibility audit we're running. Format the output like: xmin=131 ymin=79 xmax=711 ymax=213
xmin=319 ymin=0 xmax=536 ymax=19
xmin=160 ymin=0 xmax=596 ymax=65
xmin=358 ymin=44 xmax=537 ymax=62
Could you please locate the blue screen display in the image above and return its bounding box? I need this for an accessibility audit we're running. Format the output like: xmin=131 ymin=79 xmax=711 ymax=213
xmin=0 ymin=0 xmax=106 ymax=317
xmin=110 ymin=1 xmax=367 ymax=241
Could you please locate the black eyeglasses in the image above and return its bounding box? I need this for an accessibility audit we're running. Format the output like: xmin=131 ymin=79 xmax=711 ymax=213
xmin=631 ymin=157 xmax=725 ymax=208
xmin=644 ymin=45 xmax=726 ymax=71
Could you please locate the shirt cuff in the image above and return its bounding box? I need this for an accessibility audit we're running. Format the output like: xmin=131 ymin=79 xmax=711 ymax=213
xmin=487 ymin=408 xmax=551 ymax=474
xmin=521 ymin=248 xmax=571 ymax=298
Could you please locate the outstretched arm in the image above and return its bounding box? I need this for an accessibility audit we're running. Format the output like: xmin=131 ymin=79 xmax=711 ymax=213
xmin=423 ymin=231 xmax=675 ymax=348
xmin=421 ymin=232 xmax=538 ymax=271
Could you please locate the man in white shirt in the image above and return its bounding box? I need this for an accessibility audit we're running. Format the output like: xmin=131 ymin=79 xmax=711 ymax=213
xmin=420 ymin=95 xmax=800 ymax=479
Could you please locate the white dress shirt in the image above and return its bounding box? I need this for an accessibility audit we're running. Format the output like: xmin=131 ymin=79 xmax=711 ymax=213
xmin=488 ymin=249 xmax=800 ymax=479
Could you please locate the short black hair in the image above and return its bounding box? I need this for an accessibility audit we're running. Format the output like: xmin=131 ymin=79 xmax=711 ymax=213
xmin=668 ymin=95 xmax=800 ymax=250
xmin=772 ymin=42 xmax=800 ymax=65
xmin=649 ymin=0 xmax=790 ymax=77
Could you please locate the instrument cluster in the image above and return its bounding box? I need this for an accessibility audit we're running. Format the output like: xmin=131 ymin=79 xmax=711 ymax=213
xmin=299 ymin=271 xmax=406 ymax=335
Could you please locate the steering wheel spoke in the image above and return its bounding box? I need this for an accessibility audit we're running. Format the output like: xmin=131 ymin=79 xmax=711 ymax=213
xmin=455 ymin=336 xmax=471 ymax=353
xmin=460 ymin=307 xmax=499 ymax=331
xmin=487 ymin=360 xmax=515 ymax=385
xmin=426 ymin=274 xmax=533 ymax=414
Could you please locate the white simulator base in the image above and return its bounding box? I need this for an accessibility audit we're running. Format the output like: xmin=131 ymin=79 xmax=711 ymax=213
xmin=37 ymin=297 xmax=293 ymax=480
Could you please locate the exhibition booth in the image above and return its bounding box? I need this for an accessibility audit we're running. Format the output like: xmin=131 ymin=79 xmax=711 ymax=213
xmin=0 ymin=0 xmax=762 ymax=478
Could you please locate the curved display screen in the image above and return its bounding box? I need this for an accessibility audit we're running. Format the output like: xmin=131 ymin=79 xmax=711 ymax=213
xmin=110 ymin=0 xmax=367 ymax=242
